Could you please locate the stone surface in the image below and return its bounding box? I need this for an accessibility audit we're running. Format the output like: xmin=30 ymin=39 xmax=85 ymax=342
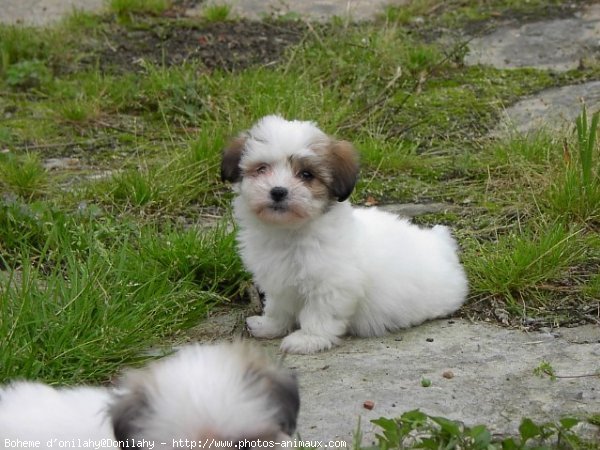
xmin=190 ymin=0 xmax=407 ymax=22
xmin=251 ymin=319 xmax=600 ymax=443
xmin=495 ymin=81 xmax=600 ymax=135
xmin=42 ymin=157 xmax=82 ymax=171
xmin=465 ymin=3 xmax=600 ymax=72
xmin=379 ymin=203 xmax=458 ymax=217
xmin=0 ymin=0 xmax=104 ymax=25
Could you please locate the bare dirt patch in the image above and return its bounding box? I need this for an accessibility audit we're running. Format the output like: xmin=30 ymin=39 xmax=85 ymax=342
xmin=93 ymin=20 xmax=308 ymax=73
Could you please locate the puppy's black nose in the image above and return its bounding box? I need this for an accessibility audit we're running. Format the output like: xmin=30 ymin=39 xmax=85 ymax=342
xmin=270 ymin=187 xmax=288 ymax=202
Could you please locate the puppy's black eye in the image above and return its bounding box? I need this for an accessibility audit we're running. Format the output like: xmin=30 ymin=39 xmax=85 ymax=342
xmin=299 ymin=170 xmax=314 ymax=181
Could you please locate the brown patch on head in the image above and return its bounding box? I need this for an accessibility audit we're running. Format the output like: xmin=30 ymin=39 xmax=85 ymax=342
xmin=290 ymin=155 xmax=332 ymax=203
xmin=221 ymin=137 xmax=247 ymax=182
xmin=313 ymin=140 xmax=359 ymax=202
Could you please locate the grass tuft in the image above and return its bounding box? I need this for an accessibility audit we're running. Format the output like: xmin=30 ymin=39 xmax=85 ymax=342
xmin=0 ymin=26 xmax=51 ymax=74
xmin=0 ymin=153 xmax=49 ymax=200
xmin=108 ymin=0 xmax=171 ymax=17
xmin=545 ymin=105 xmax=600 ymax=225
xmin=5 ymin=59 xmax=51 ymax=90
xmin=465 ymin=222 xmax=590 ymax=308
xmin=85 ymin=139 xmax=222 ymax=213
xmin=202 ymin=3 xmax=233 ymax=22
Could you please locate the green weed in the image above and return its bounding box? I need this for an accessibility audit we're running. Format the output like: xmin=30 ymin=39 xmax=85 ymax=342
xmin=0 ymin=152 xmax=49 ymax=200
xmin=575 ymin=104 xmax=598 ymax=188
xmin=534 ymin=360 xmax=557 ymax=381
xmin=137 ymin=223 xmax=248 ymax=299
xmin=582 ymin=272 xmax=600 ymax=300
xmin=492 ymin=132 xmax=557 ymax=167
xmin=5 ymin=59 xmax=51 ymax=90
xmin=108 ymin=0 xmax=171 ymax=17
xmin=381 ymin=0 xmax=439 ymax=25
xmin=108 ymin=168 xmax=159 ymax=207
xmin=0 ymin=25 xmax=51 ymax=74
xmin=546 ymin=105 xmax=600 ymax=225
xmin=420 ymin=377 xmax=432 ymax=388
xmin=54 ymin=98 xmax=102 ymax=124
xmin=83 ymin=137 xmax=222 ymax=214
xmin=369 ymin=409 xmax=597 ymax=449
xmin=0 ymin=127 xmax=14 ymax=145
xmin=135 ymin=63 xmax=212 ymax=124
xmin=465 ymin=222 xmax=590 ymax=307
xmin=202 ymin=3 xmax=233 ymax=22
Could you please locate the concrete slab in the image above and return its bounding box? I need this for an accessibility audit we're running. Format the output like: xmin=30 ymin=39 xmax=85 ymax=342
xmin=188 ymin=0 xmax=408 ymax=22
xmin=188 ymin=314 xmax=600 ymax=443
xmin=263 ymin=319 xmax=600 ymax=443
xmin=465 ymin=3 xmax=600 ymax=72
xmin=495 ymin=80 xmax=600 ymax=135
xmin=0 ymin=0 xmax=104 ymax=26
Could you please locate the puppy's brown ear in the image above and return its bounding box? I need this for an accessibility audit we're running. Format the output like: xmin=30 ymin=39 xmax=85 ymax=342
xmin=327 ymin=140 xmax=360 ymax=202
xmin=221 ymin=137 xmax=246 ymax=183
xmin=110 ymin=375 xmax=148 ymax=447
xmin=266 ymin=370 xmax=300 ymax=436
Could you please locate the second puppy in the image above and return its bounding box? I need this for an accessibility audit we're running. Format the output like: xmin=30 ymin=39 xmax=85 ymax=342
xmin=221 ymin=115 xmax=469 ymax=354
xmin=0 ymin=342 xmax=299 ymax=448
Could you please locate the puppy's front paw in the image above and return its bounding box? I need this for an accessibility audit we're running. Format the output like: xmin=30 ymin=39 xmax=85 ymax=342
xmin=280 ymin=331 xmax=338 ymax=354
xmin=246 ymin=316 xmax=288 ymax=339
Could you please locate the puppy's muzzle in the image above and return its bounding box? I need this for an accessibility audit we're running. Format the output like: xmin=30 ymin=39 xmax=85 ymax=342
xmin=270 ymin=187 xmax=288 ymax=203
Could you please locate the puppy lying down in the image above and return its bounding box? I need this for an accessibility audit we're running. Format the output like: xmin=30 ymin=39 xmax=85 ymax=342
xmin=0 ymin=342 xmax=299 ymax=449
xmin=222 ymin=115 xmax=469 ymax=354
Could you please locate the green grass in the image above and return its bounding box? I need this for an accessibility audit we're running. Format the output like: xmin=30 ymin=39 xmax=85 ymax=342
xmin=0 ymin=152 xmax=49 ymax=199
xmin=202 ymin=3 xmax=233 ymax=22
xmin=0 ymin=201 xmax=245 ymax=383
xmin=0 ymin=25 xmax=53 ymax=74
xmin=465 ymin=222 xmax=593 ymax=309
xmin=546 ymin=105 xmax=600 ymax=224
xmin=108 ymin=0 xmax=171 ymax=17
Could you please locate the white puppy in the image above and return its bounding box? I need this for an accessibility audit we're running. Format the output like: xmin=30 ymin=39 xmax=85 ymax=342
xmin=221 ymin=115 xmax=469 ymax=354
xmin=0 ymin=342 xmax=299 ymax=449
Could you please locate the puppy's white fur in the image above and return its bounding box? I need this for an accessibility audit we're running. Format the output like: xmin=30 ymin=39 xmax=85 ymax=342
xmin=222 ymin=115 xmax=469 ymax=354
xmin=0 ymin=342 xmax=299 ymax=449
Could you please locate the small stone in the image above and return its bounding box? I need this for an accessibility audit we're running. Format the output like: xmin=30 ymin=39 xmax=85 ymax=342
xmin=42 ymin=157 xmax=81 ymax=171
xmin=364 ymin=196 xmax=379 ymax=206
xmin=442 ymin=370 xmax=455 ymax=379
xmin=363 ymin=400 xmax=375 ymax=410
xmin=426 ymin=338 xmax=434 ymax=342
xmin=394 ymin=337 xmax=403 ymax=342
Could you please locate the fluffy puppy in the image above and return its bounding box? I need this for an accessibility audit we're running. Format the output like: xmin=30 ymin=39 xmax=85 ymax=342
xmin=0 ymin=342 xmax=299 ymax=449
xmin=221 ymin=115 xmax=469 ymax=354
